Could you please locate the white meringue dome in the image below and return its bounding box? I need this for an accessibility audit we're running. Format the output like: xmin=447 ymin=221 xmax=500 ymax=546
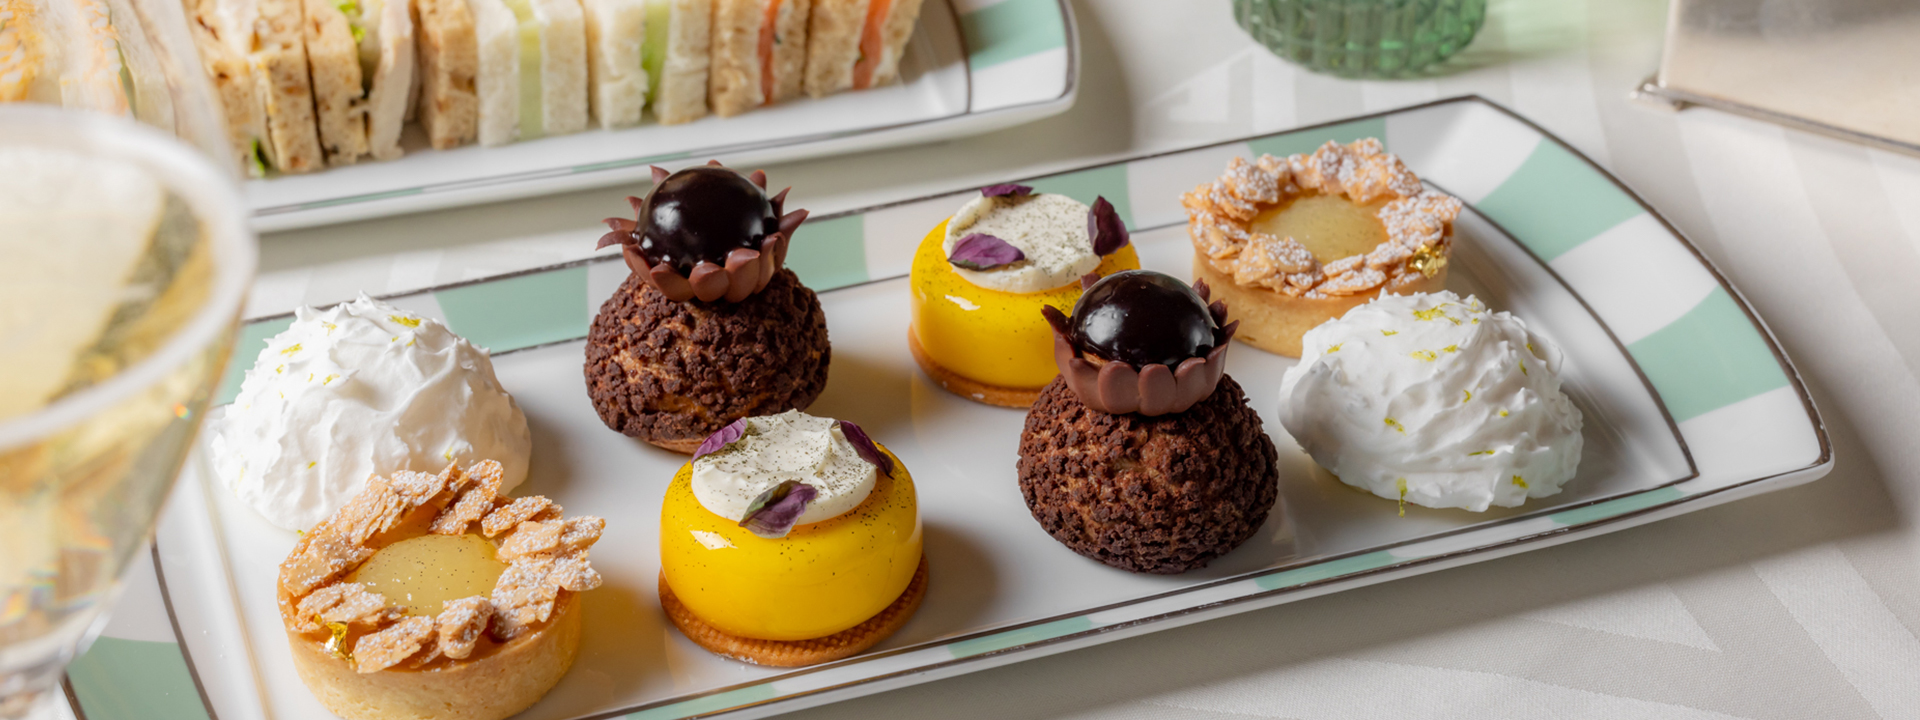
xmin=1278 ymin=291 xmax=1583 ymax=512
xmin=212 ymin=295 xmax=531 ymax=530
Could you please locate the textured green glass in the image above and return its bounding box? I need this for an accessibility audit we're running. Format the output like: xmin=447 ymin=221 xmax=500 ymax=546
xmin=1234 ymin=0 xmax=1486 ymax=78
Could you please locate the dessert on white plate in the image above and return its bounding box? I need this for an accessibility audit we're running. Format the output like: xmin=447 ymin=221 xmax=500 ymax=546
xmin=1278 ymin=290 xmax=1583 ymax=512
xmin=212 ymin=294 xmax=531 ymax=530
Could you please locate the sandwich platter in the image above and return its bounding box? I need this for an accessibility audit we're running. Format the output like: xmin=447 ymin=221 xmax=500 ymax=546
xmin=231 ymin=0 xmax=1078 ymax=231
xmin=66 ymin=98 xmax=1829 ymax=720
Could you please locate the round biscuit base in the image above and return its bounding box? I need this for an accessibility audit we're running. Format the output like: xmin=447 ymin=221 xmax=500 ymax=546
xmin=1192 ymin=252 xmax=1447 ymax=357
xmin=907 ymin=330 xmax=1042 ymax=408
xmin=660 ymin=556 xmax=928 ymax=667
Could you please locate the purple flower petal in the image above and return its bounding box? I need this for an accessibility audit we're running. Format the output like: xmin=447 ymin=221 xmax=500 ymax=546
xmin=692 ymin=417 xmax=749 ymax=460
xmin=837 ymin=420 xmax=894 ymax=478
xmin=948 ymin=234 xmax=1026 ymax=271
xmin=1088 ymin=196 xmax=1130 ymax=256
xmin=980 ymin=183 xmax=1033 ymax=198
xmin=738 ymin=480 xmax=818 ymax=539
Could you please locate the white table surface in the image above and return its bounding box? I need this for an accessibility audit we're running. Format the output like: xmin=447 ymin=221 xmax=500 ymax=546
xmin=112 ymin=0 xmax=1920 ymax=718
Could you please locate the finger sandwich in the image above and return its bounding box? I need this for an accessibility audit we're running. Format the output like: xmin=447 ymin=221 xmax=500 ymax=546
xmin=580 ymin=0 xmax=644 ymax=129
xmin=412 ymin=0 xmax=479 ymax=148
xmin=804 ymin=0 xmax=922 ymax=97
xmin=639 ymin=0 xmax=707 ymax=125
xmin=708 ymin=0 xmax=808 ymax=117
xmin=469 ymin=0 xmax=587 ymax=145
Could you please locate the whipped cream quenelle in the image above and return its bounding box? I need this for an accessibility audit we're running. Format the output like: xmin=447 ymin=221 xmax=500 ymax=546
xmin=1278 ymin=291 xmax=1583 ymax=512
xmin=945 ymin=193 xmax=1100 ymax=294
xmin=692 ymin=411 xmax=877 ymax=526
xmin=212 ymin=295 xmax=531 ymax=530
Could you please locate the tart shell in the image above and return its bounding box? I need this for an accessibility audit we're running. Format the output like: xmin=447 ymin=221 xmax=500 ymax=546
xmin=1193 ymin=252 xmax=1446 ymax=358
xmin=286 ymin=593 xmax=583 ymax=720
xmin=1018 ymin=375 xmax=1279 ymax=574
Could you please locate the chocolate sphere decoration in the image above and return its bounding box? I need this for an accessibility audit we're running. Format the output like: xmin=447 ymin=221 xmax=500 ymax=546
xmin=636 ymin=166 xmax=779 ymax=273
xmin=1070 ymin=270 xmax=1219 ymax=367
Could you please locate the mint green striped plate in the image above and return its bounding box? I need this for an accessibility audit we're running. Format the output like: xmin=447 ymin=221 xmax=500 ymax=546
xmin=251 ymin=0 xmax=1079 ymax=231
xmin=87 ymin=97 xmax=1827 ymax=720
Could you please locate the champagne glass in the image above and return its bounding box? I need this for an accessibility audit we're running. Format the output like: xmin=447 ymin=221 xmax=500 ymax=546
xmin=0 ymin=105 xmax=256 ymax=718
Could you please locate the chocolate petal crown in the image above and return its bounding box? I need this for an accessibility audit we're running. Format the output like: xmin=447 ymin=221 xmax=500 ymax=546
xmin=599 ymin=162 xmax=809 ymax=303
xmin=1042 ymin=278 xmax=1239 ymax=416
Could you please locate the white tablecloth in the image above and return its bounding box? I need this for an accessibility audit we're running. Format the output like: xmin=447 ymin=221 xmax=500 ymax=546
xmin=235 ymin=1 xmax=1920 ymax=717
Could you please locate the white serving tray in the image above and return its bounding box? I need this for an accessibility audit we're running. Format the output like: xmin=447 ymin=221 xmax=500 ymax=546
xmin=65 ymin=97 xmax=1830 ymax=720
xmin=245 ymin=0 xmax=1079 ymax=232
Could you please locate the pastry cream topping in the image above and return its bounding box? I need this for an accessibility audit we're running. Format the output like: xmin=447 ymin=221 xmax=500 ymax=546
xmin=1277 ymin=291 xmax=1584 ymax=512
xmin=692 ymin=411 xmax=876 ymax=526
xmin=347 ymin=534 xmax=506 ymax=617
xmin=944 ymin=193 xmax=1100 ymax=294
xmin=212 ymin=294 xmax=531 ymax=531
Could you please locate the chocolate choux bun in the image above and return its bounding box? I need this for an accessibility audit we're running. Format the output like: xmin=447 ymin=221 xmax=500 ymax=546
xmin=585 ymin=163 xmax=830 ymax=453
xmin=1018 ymin=271 xmax=1279 ymax=574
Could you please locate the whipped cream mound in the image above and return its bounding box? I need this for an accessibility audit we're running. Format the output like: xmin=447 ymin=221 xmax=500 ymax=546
xmin=692 ymin=411 xmax=877 ymax=526
xmin=1278 ymin=291 xmax=1583 ymax=512
xmin=212 ymin=295 xmax=531 ymax=531
xmin=945 ymin=193 xmax=1100 ymax=294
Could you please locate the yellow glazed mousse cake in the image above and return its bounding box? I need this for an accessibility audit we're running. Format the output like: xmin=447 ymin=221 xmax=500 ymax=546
xmin=909 ymin=184 xmax=1141 ymax=407
xmin=1184 ymin=139 xmax=1464 ymax=357
xmin=277 ymin=460 xmax=604 ymax=720
xmin=659 ymin=411 xmax=924 ymax=666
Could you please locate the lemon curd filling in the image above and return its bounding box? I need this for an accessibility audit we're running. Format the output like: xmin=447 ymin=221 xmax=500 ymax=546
xmin=346 ymin=533 xmax=507 ymax=617
xmin=1250 ymin=192 xmax=1390 ymax=263
xmin=660 ymin=447 xmax=921 ymax=641
xmin=910 ymin=220 xmax=1141 ymax=390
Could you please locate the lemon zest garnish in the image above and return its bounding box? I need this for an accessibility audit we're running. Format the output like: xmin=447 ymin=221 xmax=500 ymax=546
xmin=1413 ymin=307 xmax=1449 ymax=322
xmin=1471 ymin=318 xmax=1479 ymax=324
xmin=275 ymin=364 xmax=284 ymax=374
xmin=1512 ymin=475 xmax=1528 ymax=489
xmin=1384 ymin=417 xmax=1406 ymax=434
xmin=323 ymin=322 xmax=337 ymax=334
xmin=280 ymin=343 xmax=303 ymax=355
xmin=1520 ymin=359 xmax=1528 ymax=376
xmin=1328 ymin=343 xmax=1343 ymax=353
xmin=1469 ymin=450 xmax=1495 ymax=456
xmin=1499 ymin=409 xmax=1509 ymax=417
xmin=1463 ymin=389 xmax=1473 ymax=403
xmin=1443 ymin=345 xmax=1459 ymax=353
xmin=388 ymin=314 xmax=422 ymax=328
xmin=1396 ymin=478 xmax=1408 ymax=517
xmin=306 ymin=373 xmax=313 ymax=382
xmin=1381 ymin=329 xmax=1398 ymax=336
xmin=307 ymin=461 xmax=316 ymax=468
xmin=406 ymin=337 xmax=415 ymax=347
xmin=1527 ymin=342 xmax=1536 ymax=356
xmin=444 ymin=447 xmax=454 ymax=461
xmin=391 ymin=336 xmax=398 ymax=342
xmin=323 ymin=374 xmax=340 ymax=385
xmin=1410 ymin=350 xmax=1438 ymax=362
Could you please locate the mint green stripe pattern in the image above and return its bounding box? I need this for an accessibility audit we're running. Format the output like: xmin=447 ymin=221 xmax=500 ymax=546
xmin=1474 ymin=140 xmax=1645 ymax=262
xmin=1626 ymin=288 xmax=1790 ymax=422
xmin=1028 ymin=164 xmax=1134 ymax=228
xmin=216 ymin=315 xmax=297 ymax=405
xmin=1255 ymin=550 xmax=1397 ymax=590
xmin=68 ymin=638 xmax=211 ymax=720
xmin=1246 ymin=118 xmax=1389 ymax=159
xmin=1548 ymin=486 xmax=1686 ymax=527
xmin=436 ymin=266 xmax=591 ymax=353
xmin=949 ymin=616 xmax=1095 ymax=658
xmin=961 ymin=0 xmax=1067 ymax=70
xmin=787 ymin=215 xmax=870 ymax=290
xmin=621 ymin=683 xmax=780 ymax=720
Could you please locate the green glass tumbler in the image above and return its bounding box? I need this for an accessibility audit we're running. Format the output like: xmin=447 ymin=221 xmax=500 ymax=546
xmin=1234 ymin=0 xmax=1487 ymax=78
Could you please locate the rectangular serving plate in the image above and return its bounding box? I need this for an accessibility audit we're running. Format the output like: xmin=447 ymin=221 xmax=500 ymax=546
xmin=72 ymin=97 xmax=1830 ymax=720
xmin=246 ymin=0 xmax=1079 ymax=232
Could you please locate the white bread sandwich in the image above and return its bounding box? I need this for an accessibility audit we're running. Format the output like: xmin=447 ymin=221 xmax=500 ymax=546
xmin=412 ymin=0 xmax=479 ymax=148
xmin=182 ymin=0 xmax=274 ymax=174
xmin=207 ymin=0 xmax=323 ymax=173
xmin=302 ymin=0 xmax=370 ymax=163
xmin=639 ymin=0 xmax=707 ymax=125
xmin=13 ymin=0 xmax=130 ymax=114
xmin=804 ymin=0 xmax=921 ymax=98
xmin=708 ymin=0 xmax=807 ymax=117
xmin=1 ymin=0 xmax=60 ymax=105
xmin=469 ymin=0 xmax=587 ymax=145
xmin=580 ymin=0 xmax=643 ymax=129
xmin=348 ymin=0 xmax=415 ymax=160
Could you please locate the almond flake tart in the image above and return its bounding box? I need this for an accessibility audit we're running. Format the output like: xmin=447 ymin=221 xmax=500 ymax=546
xmin=1183 ymin=138 xmax=1464 ymax=357
xmin=276 ymin=460 xmax=605 ymax=720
